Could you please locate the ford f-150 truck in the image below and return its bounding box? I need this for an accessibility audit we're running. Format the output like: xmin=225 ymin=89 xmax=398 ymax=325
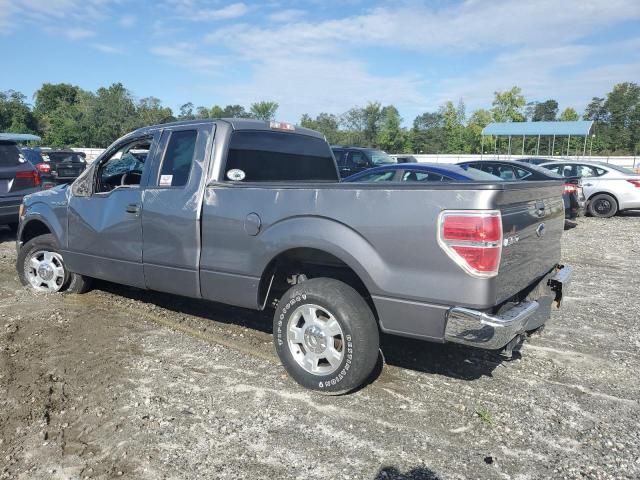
xmin=16 ymin=119 xmax=572 ymax=394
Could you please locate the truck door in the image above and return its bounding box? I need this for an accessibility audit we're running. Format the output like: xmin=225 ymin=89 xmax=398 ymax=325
xmin=66 ymin=133 xmax=160 ymax=287
xmin=141 ymin=123 xmax=214 ymax=298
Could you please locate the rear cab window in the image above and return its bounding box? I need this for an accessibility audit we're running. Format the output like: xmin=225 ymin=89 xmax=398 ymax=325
xmin=225 ymin=131 xmax=338 ymax=182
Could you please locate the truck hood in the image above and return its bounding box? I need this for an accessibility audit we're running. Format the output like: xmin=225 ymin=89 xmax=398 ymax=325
xmin=23 ymin=183 xmax=69 ymax=208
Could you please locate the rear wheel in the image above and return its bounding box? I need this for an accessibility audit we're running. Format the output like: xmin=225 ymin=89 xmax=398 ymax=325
xmin=17 ymin=234 xmax=92 ymax=294
xmin=588 ymin=193 xmax=618 ymax=218
xmin=273 ymin=278 xmax=379 ymax=395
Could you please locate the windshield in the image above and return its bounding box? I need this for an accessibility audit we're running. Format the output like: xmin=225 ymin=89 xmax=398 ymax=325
xmin=366 ymin=149 xmax=395 ymax=165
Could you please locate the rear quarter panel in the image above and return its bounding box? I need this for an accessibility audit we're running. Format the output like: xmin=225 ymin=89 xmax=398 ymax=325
xmin=199 ymin=182 xmax=561 ymax=311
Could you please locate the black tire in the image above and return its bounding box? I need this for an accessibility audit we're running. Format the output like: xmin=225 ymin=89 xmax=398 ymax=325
xmin=273 ymin=278 xmax=379 ymax=395
xmin=588 ymin=193 xmax=618 ymax=218
xmin=17 ymin=233 xmax=92 ymax=294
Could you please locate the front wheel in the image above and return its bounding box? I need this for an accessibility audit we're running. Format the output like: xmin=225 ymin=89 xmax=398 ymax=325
xmin=17 ymin=234 xmax=92 ymax=294
xmin=588 ymin=193 xmax=618 ymax=218
xmin=273 ymin=278 xmax=380 ymax=395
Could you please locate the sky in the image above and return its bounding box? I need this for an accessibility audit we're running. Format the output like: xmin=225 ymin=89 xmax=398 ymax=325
xmin=0 ymin=0 xmax=639 ymax=124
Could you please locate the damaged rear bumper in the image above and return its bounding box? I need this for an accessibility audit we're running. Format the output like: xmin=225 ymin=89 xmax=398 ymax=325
xmin=444 ymin=265 xmax=573 ymax=350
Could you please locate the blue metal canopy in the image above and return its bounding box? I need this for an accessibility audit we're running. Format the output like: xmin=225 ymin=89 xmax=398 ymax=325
xmin=0 ymin=133 xmax=41 ymax=142
xmin=482 ymin=121 xmax=593 ymax=137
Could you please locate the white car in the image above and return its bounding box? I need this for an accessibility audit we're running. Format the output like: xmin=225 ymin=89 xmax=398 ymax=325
xmin=540 ymin=161 xmax=640 ymax=218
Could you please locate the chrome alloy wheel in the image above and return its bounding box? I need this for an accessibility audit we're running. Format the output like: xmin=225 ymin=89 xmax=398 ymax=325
xmin=25 ymin=250 xmax=66 ymax=292
xmin=286 ymin=304 xmax=345 ymax=376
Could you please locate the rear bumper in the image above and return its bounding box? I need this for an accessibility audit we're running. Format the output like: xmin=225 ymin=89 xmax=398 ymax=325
xmin=444 ymin=265 xmax=573 ymax=350
xmin=0 ymin=197 xmax=23 ymax=224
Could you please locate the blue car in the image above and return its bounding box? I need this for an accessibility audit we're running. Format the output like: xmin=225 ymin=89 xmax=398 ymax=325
xmin=342 ymin=163 xmax=503 ymax=183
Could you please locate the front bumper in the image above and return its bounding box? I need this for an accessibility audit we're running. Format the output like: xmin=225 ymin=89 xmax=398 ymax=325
xmin=444 ymin=265 xmax=573 ymax=350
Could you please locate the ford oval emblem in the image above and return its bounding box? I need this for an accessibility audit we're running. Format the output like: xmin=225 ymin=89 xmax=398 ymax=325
xmin=536 ymin=223 xmax=546 ymax=238
xmin=226 ymin=169 xmax=246 ymax=181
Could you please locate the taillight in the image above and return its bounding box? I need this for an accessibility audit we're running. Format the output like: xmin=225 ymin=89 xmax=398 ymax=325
xmin=626 ymin=179 xmax=640 ymax=188
xmin=438 ymin=211 xmax=502 ymax=278
xmin=35 ymin=163 xmax=51 ymax=174
xmin=15 ymin=170 xmax=41 ymax=187
xmin=564 ymin=183 xmax=578 ymax=194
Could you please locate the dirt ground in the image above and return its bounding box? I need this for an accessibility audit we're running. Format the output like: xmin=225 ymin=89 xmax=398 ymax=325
xmin=1 ymin=215 xmax=639 ymax=480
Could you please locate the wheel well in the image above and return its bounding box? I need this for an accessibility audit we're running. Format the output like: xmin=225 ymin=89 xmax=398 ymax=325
xmin=21 ymin=220 xmax=51 ymax=244
xmin=588 ymin=191 xmax=619 ymax=206
xmin=258 ymin=247 xmax=377 ymax=315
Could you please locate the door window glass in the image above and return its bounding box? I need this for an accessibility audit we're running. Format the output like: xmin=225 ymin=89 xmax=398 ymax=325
xmin=158 ymin=130 xmax=197 ymax=187
xmin=355 ymin=170 xmax=396 ymax=181
xmin=96 ymin=137 xmax=152 ymax=193
xmin=513 ymin=167 xmax=531 ymax=179
xmin=0 ymin=142 xmax=20 ymax=167
xmin=332 ymin=149 xmax=346 ymax=167
xmin=402 ymin=170 xmax=446 ymax=182
xmin=350 ymin=151 xmax=367 ymax=168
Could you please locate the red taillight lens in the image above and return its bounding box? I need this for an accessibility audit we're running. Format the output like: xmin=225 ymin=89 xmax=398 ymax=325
xmin=439 ymin=211 xmax=503 ymax=277
xmin=626 ymin=179 xmax=640 ymax=188
xmin=442 ymin=215 xmax=501 ymax=242
xmin=15 ymin=170 xmax=41 ymax=187
xmin=564 ymin=183 xmax=578 ymax=194
xmin=35 ymin=163 xmax=51 ymax=174
xmin=451 ymin=246 xmax=502 ymax=273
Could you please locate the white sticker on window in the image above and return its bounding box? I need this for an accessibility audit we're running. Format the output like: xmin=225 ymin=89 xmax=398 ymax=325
xmin=159 ymin=174 xmax=173 ymax=186
xmin=226 ymin=169 xmax=246 ymax=181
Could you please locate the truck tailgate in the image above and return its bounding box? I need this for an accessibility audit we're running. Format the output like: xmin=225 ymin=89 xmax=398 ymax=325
xmin=494 ymin=181 xmax=564 ymax=304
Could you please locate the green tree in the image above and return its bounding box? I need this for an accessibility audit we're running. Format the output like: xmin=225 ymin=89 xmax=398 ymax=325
xmin=136 ymin=97 xmax=174 ymax=126
xmin=491 ymin=86 xmax=526 ymax=122
xmin=250 ymin=101 xmax=279 ymax=121
xmin=300 ymin=112 xmax=341 ymax=144
xmin=584 ymin=97 xmax=608 ymax=122
xmin=441 ymin=100 xmax=465 ymax=152
xmin=410 ymin=111 xmax=445 ymax=153
xmin=33 ymin=83 xmax=81 ymax=117
xmin=376 ymin=105 xmax=405 ymax=152
xmin=466 ymin=108 xmax=493 ymax=153
xmin=178 ymin=102 xmax=195 ymax=120
xmin=88 ymin=83 xmax=137 ymax=147
xmin=605 ymin=82 xmax=640 ymax=154
xmin=559 ymin=107 xmax=579 ymax=121
xmin=0 ymin=90 xmax=39 ymax=134
xmin=526 ymin=99 xmax=558 ymax=121
xmin=362 ymin=102 xmax=384 ymax=146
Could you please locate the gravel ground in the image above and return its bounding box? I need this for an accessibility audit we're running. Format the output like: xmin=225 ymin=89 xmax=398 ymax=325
xmin=1 ymin=215 xmax=639 ymax=480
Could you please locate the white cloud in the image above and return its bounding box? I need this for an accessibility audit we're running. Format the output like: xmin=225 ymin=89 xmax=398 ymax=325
xmin=167 ymin=1 xmax=249 ymax=22
xmin=119 ymin=14 xmax=136 ymax=28
xmin=151 ymin=43 xmax=222 ymax=73
xmin=93 ymin=43 xmax=123 ymax=54
xmin=62 ymin=28 xmax=96 ymax=40
xmin=268 ymin=9 xmax=306 ymax=23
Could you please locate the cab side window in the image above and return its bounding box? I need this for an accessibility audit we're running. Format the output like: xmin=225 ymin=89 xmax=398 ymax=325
xmin=158 ymin=130 xmax=197 ymax=187
xmin=402 ymin=170 xmax=446 ymax=182
xmin=349 ymin=151 xmax=368 ymax=168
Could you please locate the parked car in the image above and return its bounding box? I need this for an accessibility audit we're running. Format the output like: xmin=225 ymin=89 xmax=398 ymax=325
xmin=331 ymin=146 xmax=395 ymax=178
xmin=0 ymin=141 xmax=43 ymax=229
xmin=459 ymin=160 xmax=586 ymax=220
xmin=21 ymin=148 xmax=56 ymax=188
xmin=516 ymin=157 xmax=555 ymax=166
xmin=392 ymin=155 xmax=418 ymax=163
xmin=343 ymin=163 xmax=504 ymax=183
xmin=540 ymin=161 xmax=640 ymax=218
xmin=41 ymin=149 xmax=87 ymax=184
xmin=17 ymin=119 xmax=571 ymax=394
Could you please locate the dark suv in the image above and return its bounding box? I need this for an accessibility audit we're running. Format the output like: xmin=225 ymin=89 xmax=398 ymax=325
xmin=0 ymin=141 xmax=43 ymax=228
xmin=330 ymin=146 xmax=395 ymax=178
xmin=41 ymin=149 xmax=87 ymax=183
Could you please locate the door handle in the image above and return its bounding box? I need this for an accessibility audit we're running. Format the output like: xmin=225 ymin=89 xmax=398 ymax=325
xmin=583 ymin=183 xmax=593 ymax=186
xmin=126 ymin=203 xmax=140 ymax=214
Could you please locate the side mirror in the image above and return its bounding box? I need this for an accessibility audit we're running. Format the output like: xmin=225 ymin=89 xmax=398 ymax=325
xmin=71 ymin=163 xmax=95 ymax=197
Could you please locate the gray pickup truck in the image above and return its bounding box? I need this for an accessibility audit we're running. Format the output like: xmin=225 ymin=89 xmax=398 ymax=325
xmin=16 ymin=119 xmax=572 ymax=394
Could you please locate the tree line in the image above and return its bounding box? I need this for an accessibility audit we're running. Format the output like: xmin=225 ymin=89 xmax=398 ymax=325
xmin=0 ymin=81 xmax=638 ymax=155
